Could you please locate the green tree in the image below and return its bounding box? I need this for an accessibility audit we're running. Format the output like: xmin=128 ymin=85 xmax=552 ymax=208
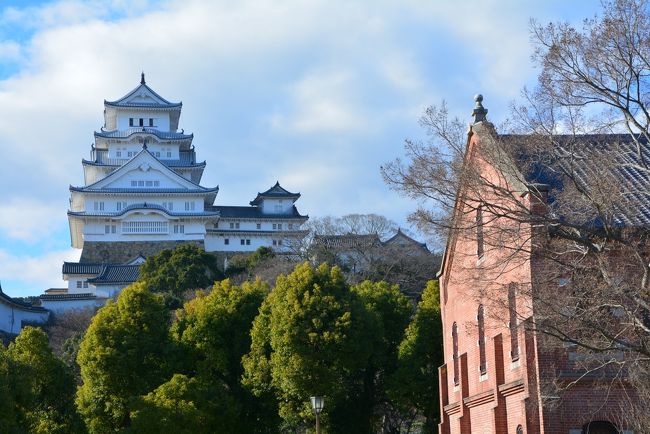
xmin=170 ymin=278 xmax=276 ymax=433
xmin=76 ymin=283 xmax=171 ymax=434
xmin=389 ymin=281 xmax=443 ymax=434
xmin=350 ymin=281 xmax=412 ymax=433
xmin=5 ymin=327 xmax=85 ymax=434
xmin=138 ymin=244 xmax=223 ymax=308
xmin=0 ymin=344 xmax=20 ymax=433
xmin=129 ymin=373 xmax=239 ymax=434
xmin=242 ymin=262 xmax=373 ymax=433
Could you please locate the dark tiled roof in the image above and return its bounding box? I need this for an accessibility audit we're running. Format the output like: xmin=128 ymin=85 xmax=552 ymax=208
xmin=40 ymin=293 xmax=97 ymax=301
xmin=250 ymin=181 xmax=301 ymax=205
xmin=0 ymin=291 xmax=48 ymax=311
xmin=501 ymin=133 xmax=650 ymax=227
xmin=94 ymin=127 xmax=192 ymax=140
xmin=88 ymin=265 xmax=140 ymax=285
xmin=82 ymin=158 xmax=205 ymax=169
xmin=206 ymin=229 xmax=309 ymax=235
xmin=105 ymin=81 xmax=181 ymax=108
xmin=313 ymin=234 xmax=381 ymax=249
xmin=69 ymin=186 xmax=219 ymax=194
xmin=68 ymin=202 xmax=220 ymax=218
xmin=383 ymin=229 xmax=428 ymax=250
xmin=62 ymin=262 xmax=104 ymax=275
xmin=210 ymin=205 xmax=308 ymax=219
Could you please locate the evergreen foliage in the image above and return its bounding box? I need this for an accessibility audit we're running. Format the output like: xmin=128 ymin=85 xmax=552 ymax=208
xmin=0 ymin=327 xmax=85 ymax=434
xmin=389 ymin=281 xmax=443 ymax=433
xmin=76 ymin=283 xmax=171 ymax=433
xmin=138 ymin=244 xmax=223 ymax=308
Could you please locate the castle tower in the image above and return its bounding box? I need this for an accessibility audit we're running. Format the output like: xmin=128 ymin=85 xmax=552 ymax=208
xmin=41 ymin=75 xmax=309 ymax=312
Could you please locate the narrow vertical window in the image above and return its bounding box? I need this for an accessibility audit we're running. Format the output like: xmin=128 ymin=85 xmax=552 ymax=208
xmin=129 ymin=118 xmax=134 ymax=126
xmin=478 ymin=305 xmax=487 ymax=375
xmin=139 ymin=118 xmax=144 ymax=127
xmin=452 ymin=322 xmax=459 ymax=385
xmin=149 ymin=118 xmax=154 ymax=127
xmin=476 ymin=205 xmax=484 ymax=258
xmin=509 ymin=284 xmax=520 ymax=361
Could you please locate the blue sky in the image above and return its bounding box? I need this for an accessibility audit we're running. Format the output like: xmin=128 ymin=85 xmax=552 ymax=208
xmin=0 ymin=0 xmax=602 ymax=297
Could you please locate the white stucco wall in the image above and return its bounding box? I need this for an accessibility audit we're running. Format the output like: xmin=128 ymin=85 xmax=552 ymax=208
xmin=260 ymin=199 xmax=293 ymax=214
xmin=116 ymin=110 xmax=171 ymax=131
xmin=0 ymin=300 xmax=49 ymax=335
xmin=40 ymin=298 xmax=107 ymax=314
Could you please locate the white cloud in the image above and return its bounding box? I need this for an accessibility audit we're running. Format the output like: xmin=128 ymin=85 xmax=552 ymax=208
xmin=0 ymin=40 xmax=22 ymax=62
xmin=0 ymin=248 xmax=79 ymax=296
xmin=0 ymin=200 xmax=67 ymax=243
xmin=270 ymin=70 xmax=369 ymax=134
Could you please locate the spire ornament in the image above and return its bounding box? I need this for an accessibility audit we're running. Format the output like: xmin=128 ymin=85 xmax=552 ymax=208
xmin=472 ymin=94 xmax=488 ymax=124
xmin=141 ymin=71 xmax=146 ymax=85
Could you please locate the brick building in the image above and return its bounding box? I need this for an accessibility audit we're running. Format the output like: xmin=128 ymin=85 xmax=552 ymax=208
xmin=438 ymin=96 xmax=637 ymax=434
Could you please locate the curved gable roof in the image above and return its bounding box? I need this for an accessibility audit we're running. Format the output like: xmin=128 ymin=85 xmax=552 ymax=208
xmin=71 ymin=146 xmax=217 ymax=193
xmin=250 ymin=181 xmax=301 ymax=206
xmin=104 ymin=74 xmax=181 ymax=108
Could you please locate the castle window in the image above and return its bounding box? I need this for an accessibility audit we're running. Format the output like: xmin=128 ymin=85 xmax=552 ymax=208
xmin=76 ymin=281 xmax=82 ymax=289
xmin=257 ymin=223 xmax=261 ymax=229
xmin=273 ymin=240 xmax=277 ymax=246
xmin=139 ymin=118 xmax=144 ymax=127
xmin=230 ymin=222 xmax=234 ymax=229
xmin=138 ymin=181 xmax=145 ymax=187
xmin=452 ymin=322 xmax=459 ymax=385
xmin=155 ymin=152 xmax=160 ymax=157
xmin=478 ymin=305 xmax=487 ymax=375
xmin=277 ymin=223 xmax=282 ymax=230
xmin=167 ymin=151 xmax=172 ymax=158
xmin=235 ymin=222 xmax=240 ymax=229
xmin=240 ymin=239 xmax=245 ymax=245
xmin=83 ymin=281 xmax=88 ymax=288
xmin=185 ymin=202 xmax=195 ymax=211
xmin=224 ymin=238 xmax=229 ymax=245
xmin=173 ymin=224 xmax=185 ymax=234
xmin=476 ymin=205 xmax=484 ymax=258
xmin=116 ymin=151 xmax=121 ymax=157
xmin=149 ymin=118 xmax=154 ymax=127
xmin=94 ymin=202 xmax=104 ymax=211
xmin=508 ymin=284 xmax=520 ymax=361
xmin=246 ymin=239 xmax=251 ymax=245
xmin=129 ymin=118 xmax=134 ymax=126
xmin=272 ymin=223 xmax=277 ymax=229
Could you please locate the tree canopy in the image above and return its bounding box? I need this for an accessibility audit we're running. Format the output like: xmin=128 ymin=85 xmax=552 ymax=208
xmin=138 ymin=244 xmax=223 ymax=308
xmin=76 ymin=283 xmax=171 ymax=433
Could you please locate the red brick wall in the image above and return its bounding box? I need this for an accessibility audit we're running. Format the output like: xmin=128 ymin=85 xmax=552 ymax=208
xmin=438 ymin=125 xmax=632 ymax=434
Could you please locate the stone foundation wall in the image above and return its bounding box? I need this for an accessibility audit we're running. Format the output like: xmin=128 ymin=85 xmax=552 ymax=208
xmin=80 ymin=240 xmax=205 ymax=264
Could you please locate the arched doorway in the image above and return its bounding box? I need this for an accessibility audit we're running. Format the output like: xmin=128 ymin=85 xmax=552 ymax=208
xmin=583 ymin=421 xmax=618 ymax=434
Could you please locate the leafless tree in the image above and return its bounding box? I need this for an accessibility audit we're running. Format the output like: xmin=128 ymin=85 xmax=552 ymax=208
xmin=382 ymin=0 xmax=650 ymax=430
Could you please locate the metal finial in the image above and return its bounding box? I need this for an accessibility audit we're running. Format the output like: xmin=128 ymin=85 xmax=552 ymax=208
xmin=142 ymin=139 xmax=148 ymax=150
xmin=472 ymin=94 xmax=488 ymax=123
xmin=141 ymin=71 xmax=146 ymax=84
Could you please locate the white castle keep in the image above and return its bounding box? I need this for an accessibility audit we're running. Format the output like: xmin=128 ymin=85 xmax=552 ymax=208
xmin=40 ymin=74 xmax=309 ymax=311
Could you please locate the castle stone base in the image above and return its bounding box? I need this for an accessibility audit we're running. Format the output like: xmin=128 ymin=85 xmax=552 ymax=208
xmin=80 ymin=240 xmax=205 ymax=264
